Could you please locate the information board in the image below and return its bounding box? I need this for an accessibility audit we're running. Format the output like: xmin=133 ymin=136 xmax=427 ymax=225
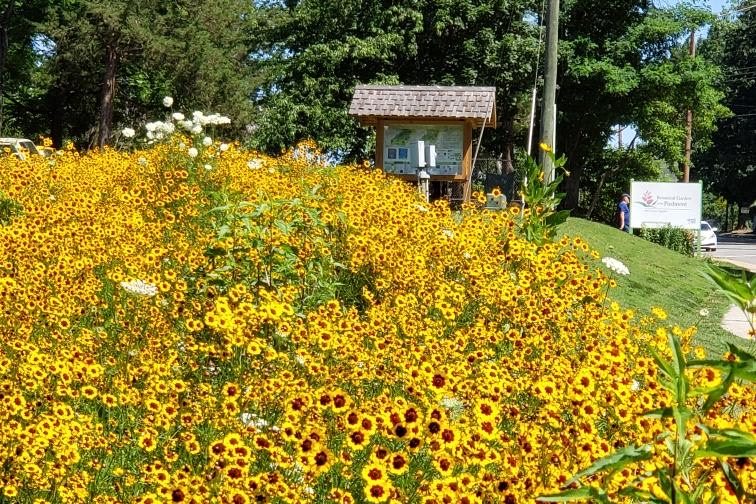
xmin=630 ymin=181 xmax=702 ymax=230
xmin=383 ymin=124 xmax=463 ymax=176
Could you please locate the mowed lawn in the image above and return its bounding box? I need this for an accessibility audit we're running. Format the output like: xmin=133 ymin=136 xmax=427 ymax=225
xmin=558 ymin=218 xmax=755 ymax=356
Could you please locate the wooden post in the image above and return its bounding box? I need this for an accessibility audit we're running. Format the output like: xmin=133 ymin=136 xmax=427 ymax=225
xmin=683 ymin=29 xmax=696 ymax=183
xmin=463 ymin=120 xmax=473 ymax=201
xmin=539 ymin=0 xmax=559 ymax=183
xmin=375 ymin=119 xmax=384 ymax=169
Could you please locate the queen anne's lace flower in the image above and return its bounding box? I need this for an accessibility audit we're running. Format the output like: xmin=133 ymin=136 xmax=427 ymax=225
xmin=121 ymin=127 xmax=135 ymax=138
xmin=120 ymin=279 xmax=158 ymax=297
xmin=601 ymin=256 xmax=629 ymax=276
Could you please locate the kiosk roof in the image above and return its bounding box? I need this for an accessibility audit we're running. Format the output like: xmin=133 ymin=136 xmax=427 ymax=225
xmin=349 ymin=85 xmax=496 ymax=128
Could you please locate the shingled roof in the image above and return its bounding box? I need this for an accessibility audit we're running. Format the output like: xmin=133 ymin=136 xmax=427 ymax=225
xmin=349 ymin=85 xmax=496 ymax=128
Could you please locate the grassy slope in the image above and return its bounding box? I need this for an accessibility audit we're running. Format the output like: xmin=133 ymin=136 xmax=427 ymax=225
xmin=557 ymin=218 xmax=755 ymax=356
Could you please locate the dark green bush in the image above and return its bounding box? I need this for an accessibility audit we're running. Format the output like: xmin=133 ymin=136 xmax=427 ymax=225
xmin=638 ymin=225 xmax=694 ymax=256
xmin=0 ymin=191 xmax=22 ymax=225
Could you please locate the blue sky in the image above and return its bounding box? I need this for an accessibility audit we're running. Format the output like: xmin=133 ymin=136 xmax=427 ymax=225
xmin=708 ymin=0 xmax=727 ymax=13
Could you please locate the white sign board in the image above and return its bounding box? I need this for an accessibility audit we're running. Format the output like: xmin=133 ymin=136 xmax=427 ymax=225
xmin=383 ymin=124 xmax=463 ymax=176
xmin=630 ymin=181 xmax=702 ymax=230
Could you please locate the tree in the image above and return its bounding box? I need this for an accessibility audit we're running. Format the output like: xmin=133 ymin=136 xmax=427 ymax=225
xmin=249 ymin=0 xmax=541 ymax=161
xmin=556 ymin=1 xmax=728 ymax=211
xmin=9 ymin=0 xmax=255 ymax=147
xmin=695 ymin=2 xmax=756 ymax=221
xmin=0 ymin=0 xmax=52 ymax=136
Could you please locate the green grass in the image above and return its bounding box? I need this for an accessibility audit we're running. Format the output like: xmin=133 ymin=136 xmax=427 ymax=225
xmin=557 ymin=217 xmax=755 ymax=356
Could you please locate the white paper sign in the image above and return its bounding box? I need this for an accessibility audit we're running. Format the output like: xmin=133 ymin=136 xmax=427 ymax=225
xmin=630 ymin=181 xmax=702 ymax=230
xmin=383 ymin=124 xmax=463 ymax=176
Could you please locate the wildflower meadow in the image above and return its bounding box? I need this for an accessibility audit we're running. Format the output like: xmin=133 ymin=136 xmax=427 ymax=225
xmin=0 ymin=113 xmax=753 ymax=503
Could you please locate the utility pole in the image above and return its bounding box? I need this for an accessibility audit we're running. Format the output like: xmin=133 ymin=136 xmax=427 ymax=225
xmin=539 ymin=0 xmax=559 ymax=183
xmin=683 ymin=29 xmax=696 ymax=183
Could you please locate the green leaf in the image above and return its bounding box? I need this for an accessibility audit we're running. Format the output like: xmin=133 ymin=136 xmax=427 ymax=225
xmin=644 ymin=407 xmax=675 ymax=418
xmin=719 ymin=462 xmax=744 ymax=500
xmin=696 ymin=429 xmax=756 ymax=458
xmin=654 ymin=467 xmax=674 ymax=499
xmin=648 ymin=345 xmax=676 ymax=380
xmin=726 ymin=343 xmax=756 ymax=362
xmin=673 ymin=405 xmax=692 ymax=447
xmin=544 ymin=210 xmax=571 ymax=227
xmin=669 ymin=334 xmax=688 ymax=403
xmin=565 ymin=444 xmax=652 ymax=486
xmin=617 ymin=487 xmax=667 ymax=503
xmin=204 ymin=247 xmax=227 ymax=258
xmin=701 ymin=368 xmax=734 ymax=413
xmin=702 ymin=264 xmax=754 ymax=311
xmin=537 ymin=486 xmax=607 ymax=502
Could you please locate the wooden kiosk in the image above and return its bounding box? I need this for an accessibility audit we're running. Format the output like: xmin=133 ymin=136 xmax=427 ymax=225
xmin=349 ymin=85 xmax=496 ymax=202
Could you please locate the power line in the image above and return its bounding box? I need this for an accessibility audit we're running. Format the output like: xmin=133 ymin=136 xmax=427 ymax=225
xmin=720 ymin=2 xmax=756 ymax=17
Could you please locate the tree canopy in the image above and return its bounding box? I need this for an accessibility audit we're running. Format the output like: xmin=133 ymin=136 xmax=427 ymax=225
xmin=0 ymin=0 xmax=742 ymax=212
xmin=695 ymin=1 xmax=756 ymax=209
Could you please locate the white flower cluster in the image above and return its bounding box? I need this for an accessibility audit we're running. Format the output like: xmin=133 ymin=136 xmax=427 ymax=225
xmin=120 ymin=279 xmax=158 ymax=297
xmin=440 ymin=396 xmax=465 ymax=414
xmin=191 ymin=111 xmax=231 ymax=126
xmin=601 ymin=256 xmax=630 ymax=276
xmin=121 ymin=97 xmax=232 ymax=144
xmin=145 ymin=121 xmax=176 ymax=141
xmin=240 ymin=412 xmax=269 ymax=429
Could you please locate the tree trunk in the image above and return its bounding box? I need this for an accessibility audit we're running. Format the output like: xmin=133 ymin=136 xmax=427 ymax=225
xmin=49 ymin=83 xmax=65 ymax=148
xmin=97 ymin=44 xmax=118 ymax=148
xmin=0 ymin=1 xmax=16 ymax=134
xmin=501 ymin=116 xmax=515 ymax=174
xmin=586 ymin=170 xmax=608 ymax=219
xmin=562 ymin=165 xmax=582 ymax=210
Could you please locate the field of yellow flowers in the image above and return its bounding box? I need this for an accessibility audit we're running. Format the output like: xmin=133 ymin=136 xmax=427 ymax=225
xmin=0 ymin=134 xmax=753 ymax=503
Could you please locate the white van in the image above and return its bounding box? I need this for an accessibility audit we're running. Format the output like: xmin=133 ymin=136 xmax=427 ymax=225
xmin=0 ymin=137 xmax=43 ymax=160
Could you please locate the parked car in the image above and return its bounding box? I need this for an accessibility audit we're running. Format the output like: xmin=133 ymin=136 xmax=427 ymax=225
xmin=700 ymin=220 xmax=718 ymax=251
xmin=0 ymin=137 xmax=42 ymax=160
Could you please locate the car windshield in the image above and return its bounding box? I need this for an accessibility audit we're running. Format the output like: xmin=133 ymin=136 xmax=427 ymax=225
xmin=18 ymin=141 xmax=38 ymax=154
xmin=701 ymin=223 xmax=711 ymax=231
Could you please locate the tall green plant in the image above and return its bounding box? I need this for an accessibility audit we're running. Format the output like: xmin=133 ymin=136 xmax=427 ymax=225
xmin=539 ymin=263 xmax=756 ymax=503
xmin=703 ymin=264 xmax=755 ymax=337
xmin=538 ymin=335 xmax=756 ymax=503
xmin=515 ymin=147 xmax=570 ymax=245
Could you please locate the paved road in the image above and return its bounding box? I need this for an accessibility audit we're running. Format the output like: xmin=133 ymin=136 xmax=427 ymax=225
xmin=703 ymin=233 xmax=756 ymax=272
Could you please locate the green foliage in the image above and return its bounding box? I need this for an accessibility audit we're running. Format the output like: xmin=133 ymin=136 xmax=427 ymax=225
xmin=638 ymin=225 xmax=694 ymax=256
xmin=695 ymin=4 xmax=756 ymax=207
xmin=0 ymin=190 xmax=22 ymax=225
xmin=558 ymin=2 xmax=728 ymax=210
xmin=4 ymin=0 xmax=254 ymax=146
xmin=702 ymin=264 xmax=756 ymax=336
xmin=540 ymin=334 xmax=756 ymax=503
xmin=516 ymin=150 xmax=570 ymax=245
xmin=579 ymin=146 xmax=662 ymax=223
xmin=198 ymin=173 xmax=358 ymax=311
xmin=540 ymin=260 xmax=756 ymax=503
xmin=248 ymin=0 xmax=540 ymax=159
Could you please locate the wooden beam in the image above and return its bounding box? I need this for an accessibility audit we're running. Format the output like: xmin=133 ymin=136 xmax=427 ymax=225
xmin=375 ymin=118 xmax=384 ymax=169
xmin=463 ymin=120 xmax=473 ymax=200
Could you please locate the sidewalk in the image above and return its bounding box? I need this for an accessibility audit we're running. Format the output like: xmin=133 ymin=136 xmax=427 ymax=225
xmin=714 ymin=258 xmax=756 ymax=273
xmin=721 ymin=305 xmax=754 ymax=340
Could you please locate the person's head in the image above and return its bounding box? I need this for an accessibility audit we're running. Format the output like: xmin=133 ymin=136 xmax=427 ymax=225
xmin=621 ymin=193 xmax=630 ymax=203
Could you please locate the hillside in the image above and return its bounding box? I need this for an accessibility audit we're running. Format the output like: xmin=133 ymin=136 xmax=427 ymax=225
xmin=558 ymin=217 xmax=754 ymax=355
